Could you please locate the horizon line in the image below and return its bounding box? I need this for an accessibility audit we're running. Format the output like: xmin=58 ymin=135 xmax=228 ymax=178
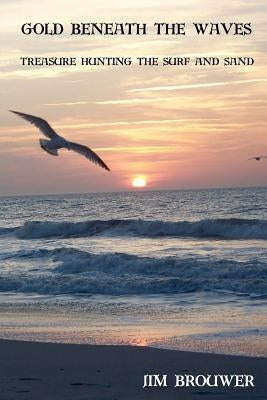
xmin=0 ymin=184 xmax=266 ymax=199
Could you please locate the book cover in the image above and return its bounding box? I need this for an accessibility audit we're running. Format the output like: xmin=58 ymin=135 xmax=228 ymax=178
xmin=0 ymin=1 xmax=266 ymax=399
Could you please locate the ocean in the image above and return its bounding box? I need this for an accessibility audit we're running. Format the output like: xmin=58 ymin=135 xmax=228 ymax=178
xmin=0 ymin=187 xmax=266 ymax=356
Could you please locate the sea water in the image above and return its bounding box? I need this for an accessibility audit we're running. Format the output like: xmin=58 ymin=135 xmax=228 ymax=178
xmin=0 ymin=187 xmax=266 ymax=356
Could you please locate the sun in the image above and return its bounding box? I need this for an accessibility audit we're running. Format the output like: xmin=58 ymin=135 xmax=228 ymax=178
xmin=132 ymin=177 xmax=147 ymax=188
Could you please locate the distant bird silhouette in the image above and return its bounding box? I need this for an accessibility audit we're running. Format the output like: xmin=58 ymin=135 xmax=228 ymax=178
xmin=248 ymin=156 xmax=267 ymax=161
xmin=10 ymin=110 xmax=110 ymax=171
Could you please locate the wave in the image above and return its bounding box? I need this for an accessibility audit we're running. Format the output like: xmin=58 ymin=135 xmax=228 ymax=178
xmin=6 ymin=218 xmax=267 ymax=240
xmin=0 ymin=247 xmax=266 ymax=296
xmin=0 ymin=227 xmax=17 ymax=236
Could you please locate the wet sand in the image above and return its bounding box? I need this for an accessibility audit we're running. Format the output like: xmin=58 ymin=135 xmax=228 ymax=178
xmin=0 ymin=339 xmax=266 ymax=399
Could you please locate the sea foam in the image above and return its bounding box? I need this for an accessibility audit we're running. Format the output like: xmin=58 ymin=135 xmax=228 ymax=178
xmin=0 ymin=247 xmax=266 ymax=296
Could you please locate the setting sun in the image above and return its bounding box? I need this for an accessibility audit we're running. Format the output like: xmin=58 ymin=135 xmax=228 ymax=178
xmin=132 ymin=177 xmax=147 ymax=188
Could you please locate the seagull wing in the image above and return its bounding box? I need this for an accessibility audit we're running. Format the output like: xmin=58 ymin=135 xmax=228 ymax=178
xmin=248 ymin=157 xmax=256 ymax=160
xmin=67 ymin=141 xmax=110 ymax=171
xmin=10 ymin=110 xmax=60 ymax=140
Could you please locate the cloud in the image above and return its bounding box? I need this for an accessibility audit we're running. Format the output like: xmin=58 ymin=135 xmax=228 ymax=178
xmin=94 ymin=98 xmax=170 ymax=105
xmin=128 ymin=79 xmax=267 ymax=93
xmin=55 ymin=118 xmax=219 ymax=129
xmin=43 ymin=101 xmax=92 ymax=106
xmin=94 ymin=146 xmax=176 ymax=153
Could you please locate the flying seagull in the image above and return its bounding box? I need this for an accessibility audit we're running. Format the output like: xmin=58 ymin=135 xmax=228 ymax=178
xmin=248 ymin=156 xmax=267 ymax=161
xmin=10 ymin=110 xmax=110 ymax=171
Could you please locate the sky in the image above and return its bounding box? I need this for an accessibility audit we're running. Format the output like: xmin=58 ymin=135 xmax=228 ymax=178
xmin=0 ymin=0 xmax=266 ymax=195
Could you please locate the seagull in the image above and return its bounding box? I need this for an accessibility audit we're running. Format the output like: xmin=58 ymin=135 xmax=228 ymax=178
xmin=248 ymin=156 xmax=267 ymax=161
xmin=10 ymin=110 xmax=110 ymax=171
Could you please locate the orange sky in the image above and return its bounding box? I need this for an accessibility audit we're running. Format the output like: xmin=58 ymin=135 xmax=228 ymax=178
xmin=0 ymin=0 xmax=266 ymax=195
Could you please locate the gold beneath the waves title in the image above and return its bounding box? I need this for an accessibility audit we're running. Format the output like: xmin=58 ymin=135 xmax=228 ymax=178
xmin=20 ymin=22 xmax=252 ymax=36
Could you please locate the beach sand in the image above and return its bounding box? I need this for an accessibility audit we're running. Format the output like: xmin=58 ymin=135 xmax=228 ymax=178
xmin=0 ymin=339 xmax=266 ymax=400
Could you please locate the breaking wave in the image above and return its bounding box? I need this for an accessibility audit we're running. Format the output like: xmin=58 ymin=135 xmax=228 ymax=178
xmin=6 ymin=217 xmax=267 ymax=240
xmin=0 ymin=247 xmax=266 ymax=296
xmin=0 ymin=227 xmax=17 ymax=236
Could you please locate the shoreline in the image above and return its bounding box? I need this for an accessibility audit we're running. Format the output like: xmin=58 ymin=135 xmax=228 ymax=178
xmin=0 ymin=339 xmax=266 ymax=399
